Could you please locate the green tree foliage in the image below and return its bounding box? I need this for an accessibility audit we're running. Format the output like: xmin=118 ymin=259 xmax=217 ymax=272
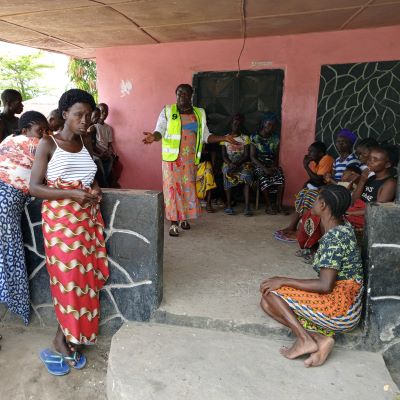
xmin=0 ymin=53 xmax=53 ymax=101
xmin=68 ymin=58 xmax=98 ymax=102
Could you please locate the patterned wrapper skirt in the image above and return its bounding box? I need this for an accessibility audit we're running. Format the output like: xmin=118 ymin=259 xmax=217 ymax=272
xmin=272 ymin=279 xmax=363 ymax=336
xmin=295 ymin=188 xmax=319 ymax=215
xmin=0 ymin=180 xmax=30 ymax=324
xmin=222 ymin=162 xmax=253 ymax=190
xmin=253 ymin=165 xmax=285 ymax=192
xmin=196 ymin=161 xmax=217 ymax=200
xmin=42 ymin=179 xmax=109 ymax=344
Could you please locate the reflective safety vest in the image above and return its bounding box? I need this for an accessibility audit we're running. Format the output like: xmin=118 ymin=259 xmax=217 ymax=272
xmin=162 ymin=104 xmax=206 ymax=165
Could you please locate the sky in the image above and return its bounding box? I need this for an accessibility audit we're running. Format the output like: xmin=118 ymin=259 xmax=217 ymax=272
xmin=0 ymin=41 xmax=70 ymax=97
xmin=0 ymin=41 xmax=70 ymax=114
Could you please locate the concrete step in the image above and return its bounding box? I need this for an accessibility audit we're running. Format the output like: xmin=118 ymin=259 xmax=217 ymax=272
xmin=107 ymin=322 xmax=398 ymax=400
xmin=151 ymin=309 xmax=365 ymax=349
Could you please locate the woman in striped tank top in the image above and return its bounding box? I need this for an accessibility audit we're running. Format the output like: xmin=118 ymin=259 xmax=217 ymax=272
xmin=30 ymin=89 xmax=109 ymax=376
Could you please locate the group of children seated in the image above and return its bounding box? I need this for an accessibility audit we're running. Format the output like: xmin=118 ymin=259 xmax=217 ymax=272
xmin=274 ymin=128 xmax=398 ymax=263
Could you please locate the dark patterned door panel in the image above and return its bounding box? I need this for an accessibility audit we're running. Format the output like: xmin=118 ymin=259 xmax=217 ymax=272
xmin=193 ymin=70 xmax=284 ymax=135
xmin=316 ymin=61 xmax=400 ymax=155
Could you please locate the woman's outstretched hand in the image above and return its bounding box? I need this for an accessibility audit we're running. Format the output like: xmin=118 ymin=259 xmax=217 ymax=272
xmin=142 ymin=131 xmax=156 ymax=144
xmin=260 ymin=277 xmax=286 ymax=296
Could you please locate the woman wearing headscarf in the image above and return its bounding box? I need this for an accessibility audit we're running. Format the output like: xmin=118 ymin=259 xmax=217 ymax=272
xmin=143 ymin=83 xmax=239 ymax=237
xmin=250 ymin=112 xmax=286 ymax=214
xmin=326 ymin=128 xmax=360 ymax=182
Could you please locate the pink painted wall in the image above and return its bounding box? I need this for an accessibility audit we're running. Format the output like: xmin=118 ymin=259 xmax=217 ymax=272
xmin=96 ymin=25 xmax=400 ymax=204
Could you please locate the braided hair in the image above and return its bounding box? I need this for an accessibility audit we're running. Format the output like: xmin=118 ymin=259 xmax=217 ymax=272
xmin=15 ymin=111 xmax=47 ymax=135
xmin=319 ymin=184 xmax=351 ymax=220
xmin=58 ymin=89 xmax=96 ymax=116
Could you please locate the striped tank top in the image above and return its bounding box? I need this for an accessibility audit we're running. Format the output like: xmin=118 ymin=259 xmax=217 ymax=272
xmin=46 ymin=135 xmax=97 ymax=188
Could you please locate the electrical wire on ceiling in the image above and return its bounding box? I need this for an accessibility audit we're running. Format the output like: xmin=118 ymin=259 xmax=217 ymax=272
xmin=236 ymin=0 xmax=247 ymax=77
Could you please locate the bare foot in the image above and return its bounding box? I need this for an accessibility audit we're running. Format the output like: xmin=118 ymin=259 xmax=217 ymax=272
xmin=53 ymin=327 xmax=77 ymax=366
xmin=280 ymin=336 xmax=318 ymax=359
xmin=284 ymin=231 xmax=297 ymax=240
xmin=281 ymin=227 xmax=297 ymax=236
xmin=304 ymin=334 xmax=335 ymax=367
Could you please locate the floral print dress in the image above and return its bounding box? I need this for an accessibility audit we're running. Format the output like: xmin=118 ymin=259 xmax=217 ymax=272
xmin=162 ymin=113 xmax=201 ymax=221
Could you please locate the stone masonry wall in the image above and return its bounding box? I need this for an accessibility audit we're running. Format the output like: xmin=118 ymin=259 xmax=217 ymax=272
xmin=0 ymin=189 xmax=163 ymax=335
xmin=364 ymin=203 xmax=400 ymax=383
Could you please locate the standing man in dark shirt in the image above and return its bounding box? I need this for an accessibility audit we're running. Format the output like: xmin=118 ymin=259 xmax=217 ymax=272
xmin=0 ymin=89 xmax=24 ymax=141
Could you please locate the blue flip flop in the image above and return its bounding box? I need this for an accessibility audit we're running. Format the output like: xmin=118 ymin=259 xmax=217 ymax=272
xmin=224 ymin=207 xmax=235 ymax=215
xmin=62 ymin=351 xmax=87 ymax=370
xmin=39 ymin=349 xmax=70 ymax=376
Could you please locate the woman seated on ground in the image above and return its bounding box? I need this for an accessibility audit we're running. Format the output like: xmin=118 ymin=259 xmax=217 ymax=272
xmin=346 ymin=144 xmax=398 ymax=230
xmin=250 ymin=112 xmax=286 ymax=215
xmin=260 ymin=185 xmax=363 ymax=367
xmin=276 ymin=141 xmax=334 ymax=242
xmin=196 ymin=143 xmax=217 ymax=213
xmin=222 ymin=114 xmax=253 ymax=216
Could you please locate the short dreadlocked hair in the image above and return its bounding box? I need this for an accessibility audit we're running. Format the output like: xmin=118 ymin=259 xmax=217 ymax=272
xmin=319 ymin=185 xmax=351 ymax=219
xmin=16 ymin=111 xmax=47 ymax=135
xmin=58 ymin=89 xmax=96 ymax=115
xmin=175 ymin=83 xmax=193 ymax=96
xmin=310 ymin=141 xmax=327 ymax=155
xmin=1 ymin=89 xmax=22 ymax=104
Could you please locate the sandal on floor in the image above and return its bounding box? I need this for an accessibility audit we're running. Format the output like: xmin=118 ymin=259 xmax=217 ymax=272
xmin=180 ymin=221 xmax=190 ymax=230
xmin=224 ymin=207 xmax=235 ymax=215
xmin=265 ymin=207 xmax=277 ymax=215
xmin=303 ymin=254 xmax=314 ymax=264
xmin=274 ymin=233 xmax=297 ymax=243
xmin=63 ymin=351 xmax=87 ymax=370
xmin=295 ymin=249 xmax=311 ymax=257
xmin=169 ymin=225 xmax=180 ymax=237
xmin=244 ymin=208 xmax=253 ymax=216
xmin=206 ymin=205 xmax=215 ymax=213
xmin=39 ymin=349 xmax=70 ymax=376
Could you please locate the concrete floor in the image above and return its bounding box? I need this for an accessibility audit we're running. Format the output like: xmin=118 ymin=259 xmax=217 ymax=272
xmin=155 ymin=207 xmax=314 ymax=335
xmin=108 ymin=323 xmax=399 ymax=400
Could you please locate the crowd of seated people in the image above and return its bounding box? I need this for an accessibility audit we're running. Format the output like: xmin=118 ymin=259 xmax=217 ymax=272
xmin=196 ymin=112 xmax=289 ymax=216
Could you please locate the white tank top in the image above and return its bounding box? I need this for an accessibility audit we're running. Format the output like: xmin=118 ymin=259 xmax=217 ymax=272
xmin=46 ymin=135 xmax=97 ymax=188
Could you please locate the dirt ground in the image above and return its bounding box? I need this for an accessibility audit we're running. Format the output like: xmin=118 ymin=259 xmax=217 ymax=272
xmin=0 ymin=325 xmax=110 ymax=400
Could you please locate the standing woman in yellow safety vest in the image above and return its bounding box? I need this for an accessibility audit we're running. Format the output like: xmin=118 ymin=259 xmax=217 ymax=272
xmin=143 ymin=83 xmax=239 ymax=237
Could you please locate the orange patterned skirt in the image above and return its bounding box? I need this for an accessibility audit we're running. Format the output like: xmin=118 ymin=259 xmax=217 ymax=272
xmin=42 ymin=179 xmax=109 ymax=344
xmin=273 ymin=279 xmax=363 ymax=335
